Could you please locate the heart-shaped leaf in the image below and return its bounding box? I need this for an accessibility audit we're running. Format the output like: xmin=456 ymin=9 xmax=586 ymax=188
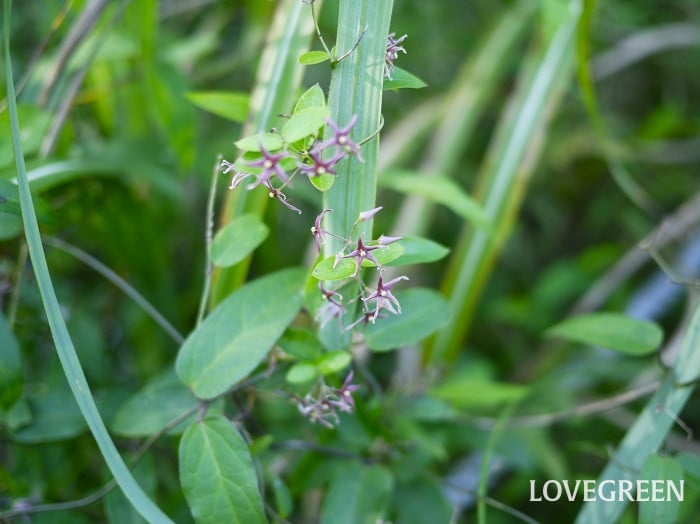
xmin=298 ymin=50 xmax=331 ymax=65
xmin=312 ymin=242 xmax=404 ymax=281
xmin=386 ymin=236 xmax=449 ymax=266
xmin=383 ymin=67 xmax=427 ymax=90
xmin=176 ymin=268 xmax=305 ymax=399
xmin=112 ymin=368 xmax=200 ymax=437
xmin=365 ymin=288 xmax=450 ymax=351
xmin=235 ymin=132 xmax=283 ymax=152
xmin=179 ymin=416 xmax=266 ymax=524
xmin=186 ymin=91 xmax=249 ymax=123
xmin=281 ymin=106 xmax=330 ymax=143
xmin=211 ymin=215 xmax=269 ymax=267
xmin=294 ymin=84 xmax=326 ymax=113
xmin=545 ymin=312 xmax=663 ymax=356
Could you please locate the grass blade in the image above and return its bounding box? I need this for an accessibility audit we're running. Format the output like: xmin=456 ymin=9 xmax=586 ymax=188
xmin=3 ymin=2 xmax=173 ymax=522
xmin=392 ymin=0 xmax=537 ymax=237
xmin=576 ymin=0 xmax=655 ymax=212
xmin=429 ymin=0 xmax=581 ymax=364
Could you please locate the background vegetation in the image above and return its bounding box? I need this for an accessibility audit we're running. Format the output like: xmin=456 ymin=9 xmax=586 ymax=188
xmin=2 ymin=0 xmax=700 ymax=522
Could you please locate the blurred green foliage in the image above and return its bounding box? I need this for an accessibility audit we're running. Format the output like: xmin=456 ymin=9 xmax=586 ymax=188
xmin=2 ymin=0 xmax=700 ymax=522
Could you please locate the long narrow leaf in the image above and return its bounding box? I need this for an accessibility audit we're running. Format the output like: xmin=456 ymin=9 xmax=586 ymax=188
xmin=391 ymin=0 xmax=536 ymax=237
xmin=429 ymin=0 xmax=581 ymax=364
xmin=2 ymin=2 xmax=172 ymax=522
xmin=576 ymin=0 xmax=655 ymax=212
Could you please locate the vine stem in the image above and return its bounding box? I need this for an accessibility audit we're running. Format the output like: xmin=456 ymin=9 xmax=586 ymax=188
xmin=42 ymin=236 xmax=184 ymax=345
xmin=196 ymin=157 xmax=222 ymax=326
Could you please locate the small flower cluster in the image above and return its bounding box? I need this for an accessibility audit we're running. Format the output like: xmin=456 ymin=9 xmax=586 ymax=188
xmin=296 ymin=370 xmax=360 ymax=428
xmin=312 ymin=206 xmax=408 ymax=330
xmin=221 ymin=115 xmax=363 ymax=215
xmin=385 ymin=32 xmax=407 ymax=80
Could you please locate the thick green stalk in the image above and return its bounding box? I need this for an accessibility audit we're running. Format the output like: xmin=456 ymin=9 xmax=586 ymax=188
xmin=320 ymin=0 xmax=393 ymax=349
xmin=211 ymin=0 xmax=319 ymax=304
xmin=3 ymin=2 xmax=172 ymax=522
xmin=323 ymin=0 xmax=394 ymax=254
xmin=575 ymin=301 xmax=700 ymax=523
xmin=428 ymin=0 xmax=582 ymax=364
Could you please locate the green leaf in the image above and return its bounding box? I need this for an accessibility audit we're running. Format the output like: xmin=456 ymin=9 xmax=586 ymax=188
xmin=312 ymin=242 xmax=404 ymax=281
xmin=0 ymin=211 xmax=22 ymax=240
xmin=320 ymin=463 xmax=393 ymax=524
xmin=294 ymin=84 xmax=326 ymax=113
xmin=576 ymin=301 xmax=700 ymax=523
xmin=111 ymin=369 xmax=199 ymax=437
xmin=2 ymin=397 xmax=31 ymax=431
xmin=386 ymin=236 xmax=449 ymax=266
xmin=429 ymin=377 xmax=527 ymax=410
xmin=298 ymin=50 xmax=331 ymax=65
xmin=365 ymin=288 xmax=450 ymax=351
xmin=308 ymin=173 xmax=335 ymax=192
xmin=393 ymin=478 xmax=453 ymax=524
xmin=176 ymin=268 xmax=305 ymax=399
xmin=545 ymin=312 xmax=663 ymax=356
xmin=278 ymin=327 xmax=324 ymax=360
xmin=211 ymin=215 xmax=269 ymax=267
xmin=0 ymin=312 xmax=22 ymax=409
xmin=186 ymin=91 xmax=250 ymax=123
xmin=235 ymin=132 xmax=283 ymax=152
xmin=383 ymin=67 xmax=427 ymax=90
xmin=638 ymin=455 xmax=683 ymax=524
xmin=12 ymin=385 xmax=86 ymax=443
xmin=0 ymin=103 xmax=52 ymax=169
xmin=316 ymin=350 xmax=351 ymax=375
xmin=281 ymin=106 xmax=330 ymax=143
xmin=179 ymin=416 xmax=266 ymax=524
xmin=271 ymin=477 xmax=293 ymax=519
xmin=285 ymin=362 xmax=317 ymax=384
xmin=380 ymin=171 xmax=491 ymax=231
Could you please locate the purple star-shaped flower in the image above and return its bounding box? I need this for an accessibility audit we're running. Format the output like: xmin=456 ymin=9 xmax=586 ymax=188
xmin=243 ymin=142 xmax=291 ymax=189
xmin=315 ymin=115 xmax=364 ymax=162
xmin=377 ymin=234 xmax=402 ymax=246
xmin=363 ymin=274 xmax=409 ymax=320
xmin=299 ymin=150 xmax=344 ymax=178
xmin=268 ymin=187 xmax=302 ymax=214
xmin=341 ymin=237 xmax=382 ymax=277
xmin=328 ymin=370 xmax=360 ymax=413
xmin=385 ymin=33 xmax=407 ymax=80
xmin=315 ymin=283 xmax=346 ymax=328
xmin=311 ymin=209 xmax=333 ymax=252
